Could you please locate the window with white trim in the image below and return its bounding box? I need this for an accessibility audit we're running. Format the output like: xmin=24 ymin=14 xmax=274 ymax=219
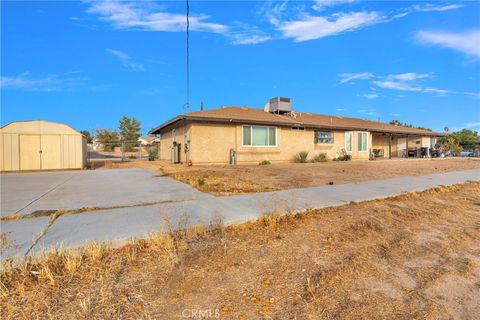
xmin=358 ymin=132 xmax=368 ymax=152
xmin=345 ymin=131 xmax=353 ymax=152
xmin=242 ymin=126 xmax=276 ymax=146
xmin=315 ymin=131 xmax=334 ymax=144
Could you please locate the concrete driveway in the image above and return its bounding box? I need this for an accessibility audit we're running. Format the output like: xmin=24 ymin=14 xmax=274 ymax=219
xmin=1 ymin=169 xmax=479 ymax=260
xmin=0 ymin=168 xmax=211 ymax=217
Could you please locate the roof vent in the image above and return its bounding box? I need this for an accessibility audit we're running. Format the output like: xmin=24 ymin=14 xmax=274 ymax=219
xmin=266 ymin=97 xmax=291 ymax=114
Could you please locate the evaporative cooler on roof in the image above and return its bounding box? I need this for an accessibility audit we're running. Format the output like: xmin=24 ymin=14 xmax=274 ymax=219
xmin=268 ymin=97 xmax=291 ymax=114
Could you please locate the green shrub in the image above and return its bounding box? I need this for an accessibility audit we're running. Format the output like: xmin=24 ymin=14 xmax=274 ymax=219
xmin=313 ymin=153 xmax=328 ymax=162
xmin=295 ymin=151 xmax=309 ymax=163
xmin=259 ymin=160 xmax=271 ymax=165
xmin=197 ymin=178 xmax=205 ymax=186
xmin=336 ymin=155 xmax=352 ymax=161
xmin=148 ymin=148 xmax=158 ymax=160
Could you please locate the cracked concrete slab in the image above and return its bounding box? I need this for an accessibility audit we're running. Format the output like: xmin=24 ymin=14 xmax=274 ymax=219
xmin=1 ymin=168 xmax=211 ymax=217
xmin=1 ymin=171 xmax=75 ymax=216
xmin=30 ymin=207 xmax=164 ymax=254
xmin=0 ymin=216 xmax=50 ymax=259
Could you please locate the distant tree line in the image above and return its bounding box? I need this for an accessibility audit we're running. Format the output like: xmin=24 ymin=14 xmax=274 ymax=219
xmin=389 ymin=120 xmax=432 ymax=132
xmin=438 ymin=129 xmax=478 ymax=156
xmin=81 ymin=116 xmax=142 ymax=152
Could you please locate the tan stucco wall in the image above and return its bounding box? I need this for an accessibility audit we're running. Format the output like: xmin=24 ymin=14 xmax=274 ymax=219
xmin=372 ymin=134 xmax=390 ymax=158
xmin=160 ymin=122 xmax=376 ymax=164
xmin=234 ymin=126 xmax=346 ymax=164
xmin=159 ymin=121 xmax=440 ymax=164
xmin=0 ymin=120 xmax=86 ymax=171
xmin=391 ymin=136 xmax=433 ymax=157
xmin=345 ymin=131 xmax=372 ymax=160
xmin=189 ymin=122 xmax=236 ymax=164
xmin=159 ymin=121 xmax=191 ymax=163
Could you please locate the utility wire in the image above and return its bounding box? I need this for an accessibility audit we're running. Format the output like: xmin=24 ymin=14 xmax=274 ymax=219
xmin=186 ymin=0 xmax=190 ymax=112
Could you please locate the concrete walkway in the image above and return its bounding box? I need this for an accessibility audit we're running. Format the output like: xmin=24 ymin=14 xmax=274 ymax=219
xmin=1 ymin=169 xmax=479 ymax=260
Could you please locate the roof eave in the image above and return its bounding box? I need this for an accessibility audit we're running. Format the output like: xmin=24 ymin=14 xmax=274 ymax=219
xmin=369 ymin=130 xmax=445 ymax=137
xmin=148 ymin=115 xmax=185 ymax=134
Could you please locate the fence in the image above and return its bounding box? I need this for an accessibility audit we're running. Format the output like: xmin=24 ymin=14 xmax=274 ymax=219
xmin=87 ymin=140 xmax=160 ymax=166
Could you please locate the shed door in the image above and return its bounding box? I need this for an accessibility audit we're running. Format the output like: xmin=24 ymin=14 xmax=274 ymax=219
xmin=41 ymin=135 xmax=62 ymax=169
xmin=20 ymin=135 xmax=41 ymax=170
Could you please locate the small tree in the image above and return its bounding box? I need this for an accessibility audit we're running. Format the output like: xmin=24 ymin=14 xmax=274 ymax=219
xmin=119 ymin=116 xmax=141 ymax=142
xmin=119 ymin=116 xmax=141 ymax=152
xmin=95 ymin=129 xmax=120 ymax=152
xmin=438 ymin=129 xmax=478 ymax=155
xmin=148 ymin=148 xmax=158 ymax=161
xmin=451 ymin=129 xmax=478 ymax=150
xmin=439 ymin=136 xmax=462 ymax=156
xmin=80 ymin=130 xmax=93 ymax=143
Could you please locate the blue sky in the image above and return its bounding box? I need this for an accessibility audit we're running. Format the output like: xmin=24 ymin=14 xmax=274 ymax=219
xmin=1 ymin=0 xmax=479 ymax=135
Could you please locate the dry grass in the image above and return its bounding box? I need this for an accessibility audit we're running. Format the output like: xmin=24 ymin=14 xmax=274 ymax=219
xmin=102 ymin=158 xmax=480 ymax=195
xmin=1 ymin=182 xmax=480 ymax=319
xmin=0 ymin=234 xmax=17 ymax=256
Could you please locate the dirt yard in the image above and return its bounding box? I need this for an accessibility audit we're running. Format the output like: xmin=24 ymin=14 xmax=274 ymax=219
xmin=1 ymin=182 xmax=479 ymax=319
xmin=99 ymin=158 xmax=480 ymax=195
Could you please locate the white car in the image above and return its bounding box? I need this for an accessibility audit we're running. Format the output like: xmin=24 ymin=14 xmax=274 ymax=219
xmin=460 ymin=151 xmax=474 ymax=157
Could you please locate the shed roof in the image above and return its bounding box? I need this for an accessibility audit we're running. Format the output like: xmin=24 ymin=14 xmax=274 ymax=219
xmin=0 ymin=120 xmax=81 ymax=135
xmin=149 ymin=106 xmax=443 ymax=136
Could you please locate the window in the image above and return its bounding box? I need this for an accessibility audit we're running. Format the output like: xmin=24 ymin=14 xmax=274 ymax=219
xmin=243 ymin=126 xmax=276 ymax=147
xmin=315 ymin=131 xmax=334 ymax=144
xmin=292 ymin=127 xmax=305 ymax=131
xmin=345 ymin=132 xmax=353 ymax=152
xmin=358 ymin=132 xmax=368 ymax=152
xmin=243 ymin=126 xmax=251 ymax=145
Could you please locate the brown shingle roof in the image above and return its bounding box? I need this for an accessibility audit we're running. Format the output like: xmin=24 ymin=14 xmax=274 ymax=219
xmin=186 ymin=106 xmax=303 ymax=125
xmin=292 ymin=112 xmax=440 ymax=135
xmin=149 ymin=106 xmax=442 ymax=136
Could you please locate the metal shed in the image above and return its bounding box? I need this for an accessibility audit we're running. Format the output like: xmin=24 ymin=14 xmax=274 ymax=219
xmin=0 ymin=120 xmax=87 ymax=171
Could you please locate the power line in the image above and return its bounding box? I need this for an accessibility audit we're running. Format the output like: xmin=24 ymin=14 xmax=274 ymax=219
xmin=185 ymin=0 xmax=190 ymax=113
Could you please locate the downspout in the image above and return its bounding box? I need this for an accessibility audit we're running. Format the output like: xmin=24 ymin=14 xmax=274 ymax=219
xmin=232 ymin=119 xmax=237 ymax=165
xmin=235 ymin=123 xmax=238 ymax=155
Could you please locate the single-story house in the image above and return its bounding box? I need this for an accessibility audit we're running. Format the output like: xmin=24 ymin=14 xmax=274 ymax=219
xmin=91 ymin=138 xmax=104 ymax=151
xmin=1 ymin=120 xmax=87 ymax=171
xmin=149 ymin=97 xmax=443 ymax=165
xmin=138 ymin=136 xmax=161 ymax=146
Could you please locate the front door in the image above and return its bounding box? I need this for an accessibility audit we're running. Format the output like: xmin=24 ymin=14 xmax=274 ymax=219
xmin=20 ymin=135 xmax=41 ymax=170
